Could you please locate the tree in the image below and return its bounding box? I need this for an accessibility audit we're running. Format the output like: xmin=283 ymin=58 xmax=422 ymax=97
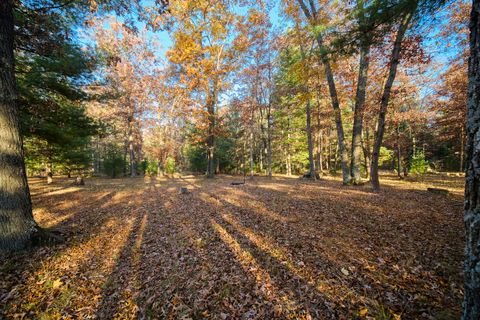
xmin=370 ymin=5 xmax=416 ymax=191
xmin=164 ymin=0 xmax=250 ymax=178
xmin=0 ymin=0 xmax=166 ymax=250
xmin=0 ymin=0 xmax=39 ymax=250
xmin=462 ymin=0 xmax=480 ymax=317
xmin=294 ymin=0 xmax=350 ymax=184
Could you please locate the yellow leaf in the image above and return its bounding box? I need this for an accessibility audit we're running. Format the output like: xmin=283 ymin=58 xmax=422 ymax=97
xmin=52 ymin=279 xmax=63 ymax=290
xmin=359 ymin=308 xmax=368 ymax=317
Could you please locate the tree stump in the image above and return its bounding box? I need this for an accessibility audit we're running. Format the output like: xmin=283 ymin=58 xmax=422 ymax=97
xmin=74 ymin=176 xmax=85 ymax=186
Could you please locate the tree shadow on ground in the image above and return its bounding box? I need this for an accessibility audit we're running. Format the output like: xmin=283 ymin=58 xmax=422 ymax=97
xmin=0 ymin=176 xmax=463 ymax=319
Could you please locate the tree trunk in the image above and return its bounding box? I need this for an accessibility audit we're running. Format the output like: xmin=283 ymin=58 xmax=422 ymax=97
xmin=127 ymin=114 xmax=137 ymax=177
xmin=326 ymin=128 xmax=331 ymax=171
xmin=0 ymin=1 xmax=37 ymax=250
xmin=363 ymin=122 xmax=371 ymax=179
xmin=370 ymin=11 xmax=414 ymax=192
xmin=316 ymin=98 xmax=323 ymax=174
xmin=123 ymin=140 xmax=128 ymax=177
xmin=157 ymin=159 xmax=164 ymax=177
xmin=396 ymin=126 xmax=402 ymax=179
xmin=306 ymin=99 xmax=316 ymax=179
xmin=333 ymin=142 xmax=339 ymax=171
xmin=93 ymin=137 xmax=100 ymax=175
xmin=46 ymin=161 xmax=53 ymax=184
xmin=206 ymin=87 xmax=216 ymax=179
xmin=462 ymin=0 xmax=480 ymax=318
xmin=249 ymin=130 xmax=254 ymax=178
xmin=129 ymin=140 xmax=136 ymax=177
xmin=259 ymin=147 xmax=263 ymax=173
xmin=266 ymin=106 xmax=272 ymax=178
xmin=350 ymin=44 xmax=370 ymax=184
xmin=286 ymin=116 xmax=292 ymax=176
xmin=318 ymin=129 xmax=323 ymax=173
xmin=75 ymin=175 xmax=85 ymax=186
xmin=296 ymin=0 xmax=349 ymax=184
xmin=460 ymin=126 xmax=465 ymax=172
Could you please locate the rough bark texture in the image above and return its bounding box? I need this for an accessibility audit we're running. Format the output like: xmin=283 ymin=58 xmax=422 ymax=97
xmin=0 ymin=1 xmax=37 ymax=251
xmin=350 ymin=44 xmax=370 ymax=184
xmin=463 ymin=0 xmax=480 ymax=318
xmin=370 ymin=12 xmax=413 ymax=192
xmin=296 ymin=0 xmax=349 ymax=184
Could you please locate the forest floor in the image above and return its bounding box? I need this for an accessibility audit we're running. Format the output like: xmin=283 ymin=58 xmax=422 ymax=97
xmin=0 ymin=173 xmax=464 ymax=319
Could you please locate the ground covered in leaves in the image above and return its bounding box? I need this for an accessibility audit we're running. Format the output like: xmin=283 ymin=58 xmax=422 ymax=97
xmin=0 ymin=173 xmax=464 ymax=319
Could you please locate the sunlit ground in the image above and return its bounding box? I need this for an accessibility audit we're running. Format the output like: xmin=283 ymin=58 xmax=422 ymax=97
xmin=0 ymin=173 xmax=464 ymax=319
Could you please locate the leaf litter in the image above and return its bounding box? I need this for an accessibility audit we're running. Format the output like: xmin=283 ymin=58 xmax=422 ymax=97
xmin=0 ymin=174 xmax=464 ymax=319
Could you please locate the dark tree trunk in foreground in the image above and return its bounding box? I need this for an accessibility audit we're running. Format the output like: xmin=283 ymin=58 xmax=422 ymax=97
xmin=370 ymin=11 xmax=413 ymax=192
xmin=463 ymin=0 xmax=480 ymax=318
xmin=350 ymin=44 xmax=370 ymax=184
xmin=0 ymin=1 xmax=37 ymax=250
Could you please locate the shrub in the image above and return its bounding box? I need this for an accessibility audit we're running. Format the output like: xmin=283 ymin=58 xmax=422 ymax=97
xmin=379 ymin=146 xmax=394 ymax=167
xmin=409 ymin=151 xmax=429 ymax=174
xmin=145 ymin=160 xmax=158 ymax=176
xmin=165 ymin=157 xmax=176 ymax=174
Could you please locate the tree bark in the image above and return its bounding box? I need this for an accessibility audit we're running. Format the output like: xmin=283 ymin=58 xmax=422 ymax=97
xmin=363 ymin=122 xmax=371 ymax=179
xmin=326 ymin=127 xmax=331 ymax=171
xmin=206 ymin=85 xmax=216 ymax=178
xmin=296 ymin=0 xmax=349 ymax=184
xmin=93 ymin=137 xmax=100 ymax=175
xmin=266 ymin=105 xmax=272 ymax=178
xmin=127 ymin=113 xmax=137 ymax=177
xmin=350 ymin=43 xmax=370 ymax=184
xmin=249 ymin=130 xmax=254 ymax=178
xmin=318 ymin=128 xmax=323 ymax=173
xmin=370 ymin=11 xmax=414 ymax=192
xmin=46 ymin=161 xmax=53 ymax=184
xmin=462 ymin=0 xmax=480 ymax=318
xmin=460 ymin=126 xmax=465 ymax=172
xmin=286 ymin=122 xmax=292 ymax=177
xmin=396 ymin=125 xmax=402 ymax=178
xmin=316 ymin=90 xmax=323 ymax=174
xmin=306 ymin=99 xmax=316 ymax=179
xmin=0 ymin=1 xmax=38 ymax=250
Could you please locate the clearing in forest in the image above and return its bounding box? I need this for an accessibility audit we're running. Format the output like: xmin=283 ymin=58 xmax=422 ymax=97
xmin=0 ymin=174 xmax=464 ymax=319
